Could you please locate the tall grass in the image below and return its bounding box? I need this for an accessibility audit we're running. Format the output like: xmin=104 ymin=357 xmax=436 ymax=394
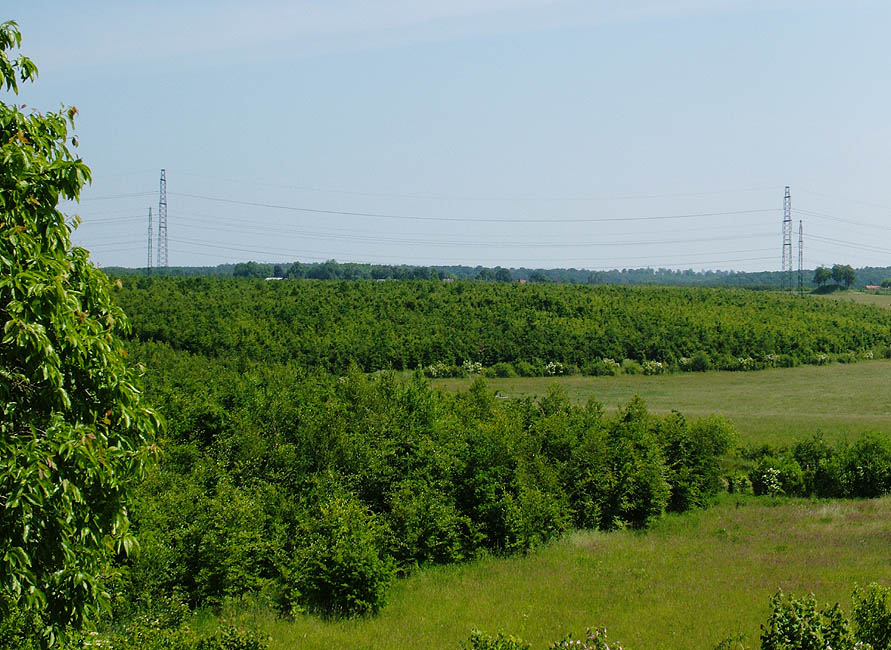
xmin=220 ymin=495 xmax=891 ymax=650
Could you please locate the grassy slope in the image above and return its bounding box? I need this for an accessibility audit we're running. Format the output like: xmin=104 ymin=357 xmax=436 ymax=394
xmin=236 ymin=496 xmax=891 ymax=650
xmin=433 ymin=360 xmax=891 ymax=445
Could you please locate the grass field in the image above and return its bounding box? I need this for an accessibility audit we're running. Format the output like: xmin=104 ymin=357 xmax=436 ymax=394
xmin=226 ymin=495 xmax=891 ymax=650
xmin=815 ymin=290 xmax=891 ymax=308
xmin=432 ymin=360 xmax=891 ymax=446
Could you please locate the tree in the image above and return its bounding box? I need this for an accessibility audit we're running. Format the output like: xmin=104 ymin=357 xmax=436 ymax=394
xmin=0 ymin=21 xmax=160 ymax=633
xmin=494 ymin=267 xmax=513 ymax=283
xmin=813 ymin=266 xmax=831 ymax=288
xmin=880 ymin=278 xmax=891 ymax=289
xmin=831 ymin=264 xmax=856 ymax=289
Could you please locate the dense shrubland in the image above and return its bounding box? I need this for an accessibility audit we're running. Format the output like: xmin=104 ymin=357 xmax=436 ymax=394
xmin=114 ymin=277 xmax=891 ymax=375
xmin=741 ymin=435 xmax=891 ymax=499
xmin=115 ymin=344 xmax=736 ymax=620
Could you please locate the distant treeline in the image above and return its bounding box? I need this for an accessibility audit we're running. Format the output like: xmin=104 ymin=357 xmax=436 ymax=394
xmin=114 ymin=277 xmax=891 ymax=374
xmin=103 ymin=260 xmax=891 ymax=289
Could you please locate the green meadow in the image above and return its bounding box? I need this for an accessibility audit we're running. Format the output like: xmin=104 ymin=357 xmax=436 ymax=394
xmin=433 ymin=361 xmax=891 ymax=445
xmin=815 ymin=290 xmax=891 ymax=308
xmin=229 ymin=495 xmax=891 ymax=650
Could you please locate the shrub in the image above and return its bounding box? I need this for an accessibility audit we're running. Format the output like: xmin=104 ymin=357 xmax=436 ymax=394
xmin=598 ymin=398 xmax=670 ymax=529
xmin=464 ymin=630 xmax=531 ymax=650
xmin=749 ymin=456 xmax=804 ymax=497
xmin=292 ymin=493 xmax=395 ymax=616
xmin=503 ymin=460 xmax=571 ymax=552
xmin=582 ymin=358 xmax=620 ymax=376
xmin=386 ymin=479 xmax=470 ymax=568
xmin=852 ymin=582 xmax=891 ymax=650
xmin=514 ymin=360 xmax=537 ymax=377
xmin=792 ymin=436 xmax=843 ymax=497
xmin=841 ymin=435 xmax=891 ymax=498
xmin=492 ymin=362 xmax=517 ymax=378
xmin=659 ymin=413 xmax=737 ymax=511
xmin=641 ymin=360 xmax=665 ymax=375
xmin=760 ymin=590 xmax=854 ymax=650
xmin=691 ymin=351 xmax=711 ymax=372
xmin=775 ymin=353 xmax=798 ymax=368
xmin=621 ymin=359 xmax=643 ymax=375
xmin=195 ymin=626 xmax=269 ymax=650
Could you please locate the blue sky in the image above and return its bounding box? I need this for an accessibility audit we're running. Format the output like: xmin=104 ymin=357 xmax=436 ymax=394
xmin=8 ymin=1 xmax=891 ymax=271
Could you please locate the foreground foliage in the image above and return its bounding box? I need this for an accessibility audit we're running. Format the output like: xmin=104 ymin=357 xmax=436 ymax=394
xmin=0 ymin=20 xmax=160 ymax=636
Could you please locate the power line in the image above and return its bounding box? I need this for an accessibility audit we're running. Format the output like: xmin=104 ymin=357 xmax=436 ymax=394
xmin=169 ymin=191 xmax=776 ymax=224
xmin=169 ymin=235 xmax=777 ymax=267
xmin=172 ymin=171 xmax=782 ymax=203
xmin=793 ymin=207 xmax=891 ymax=232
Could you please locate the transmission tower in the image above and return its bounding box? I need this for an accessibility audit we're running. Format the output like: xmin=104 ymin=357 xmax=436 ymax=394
xmin=147 ymin=207 xmax=153 ymax=275
xmin=158 ymin=169 xmax=168 ymax=272
xmin=782 ymin=186 xmax=792 ymax=291
xmin=797 ymin=220 xmax=803 ymax=296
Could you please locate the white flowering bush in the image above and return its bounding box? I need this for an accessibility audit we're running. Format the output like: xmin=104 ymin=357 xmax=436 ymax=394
xmin=762 ymin=467 xmax=783 ymax=497
xmin=737 ymin=357 xmax=755 ymax=371
xmin=545 ymin=361 xmax=565 ymax=376
xmin=463 ymin=360 xmax=483 ymax=375
xmin=424 ymin=362 xmax=452 ymax=378
xmin=862 ymin=350 xmax=875 ymax=360
xmin=641 ymin=360 xmax=664 ymax=376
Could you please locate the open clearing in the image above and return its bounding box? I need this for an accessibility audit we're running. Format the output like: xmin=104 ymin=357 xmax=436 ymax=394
xmin=432 ymin=360 xmax=891 ymax=445
xmin=237 ymin=495 xmax=891 ymax=650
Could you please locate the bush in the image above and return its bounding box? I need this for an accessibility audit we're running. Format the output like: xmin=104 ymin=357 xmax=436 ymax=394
xmin=514 ymin=360 xmax=537 ymax=377
xmin=852 ymin=582 xmax=891 ymax=650
xmin=492 ymin=362 xmax=517 ymax=378
xmin=463 ymin=631 xmax=531 ymax=650
xmin=749 ymin=456 xmax=804 ymax=497
xmin=841 ymin=435 xmax=891 ymax=498
xmin=691 ymin=351 xmax=711 ymax=372
xmin=386 ymin=479 xmax=470 ymax=569
xmin=100 ymin=620 xmax=269 ymax=650
xmin=292 ymin=493 xmax=395 ymax=616
xmin=195 ymin=626 xmax=269 ymax=650
xmin=621 ymin=359 xmax=643 ymax=375
xmin=582 ymin=358 xmax=620 ymax=376
xmin=792 ymin=436 xmax=843 ymax=497
xmin=503 ymin=459 xmax=571 ymax=552
xmin=658 ymin=413 xmax=737 ymax=511
xmin=775 ymin=353 xmax=798 ymax=368
xmin=598 ymin=398 xmax=670 ymax=529
xmin=760 ymin=590 xmax=853 ymax=650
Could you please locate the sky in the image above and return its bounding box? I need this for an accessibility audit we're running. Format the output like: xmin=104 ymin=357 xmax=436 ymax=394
xmin=8 ymin=1 xmax=891 ymax=271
